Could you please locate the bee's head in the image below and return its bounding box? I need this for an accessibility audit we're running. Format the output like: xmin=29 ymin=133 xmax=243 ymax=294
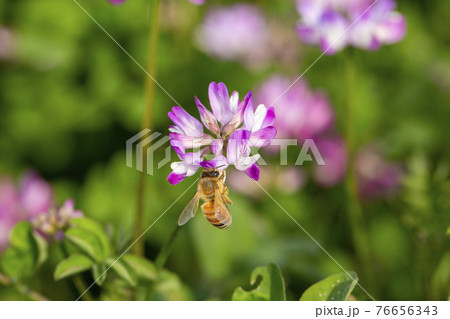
xmin=201 ymin=168 xmax=225 ymax=179
xmin=201 ymin=170 xmax=218 ymax=178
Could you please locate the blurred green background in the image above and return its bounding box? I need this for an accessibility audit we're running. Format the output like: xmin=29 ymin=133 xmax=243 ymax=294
xmin=0 ymin=0 xmax=449 ymax=300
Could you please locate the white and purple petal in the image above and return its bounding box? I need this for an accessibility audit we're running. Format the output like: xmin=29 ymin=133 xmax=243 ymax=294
xmin=236 ymin=154 xmax=261 ymax=172
xmin=208 ymin=82 xmax=231 ymax=124
xmin=318 ymin=9 xmax=348 ymax=55
xmin=229 ymin=91 xmax=240 ymax=113
xmin=200 ymin=155 xmax=229 ymax=170
xmin=222 ymin=91 xmax=252 ymax=137
xmin=168 ymin=106 xmax=204 ymax=137
xmin=249 ymin=126 xmax=277 ymax=148
xmin=195 ymin=97 xmax=220 ymax=136
xmin=210 ymin=138 xmax=224 ymax=155
xmin=227 ymin=129 xmax=251 ymax=165
xmin=243 ymin=163 xmax=260 ymax=181
xmin=375 ymin=12 xmax=406 ymax=44
xmin=169 ymin=133 xmax=213 ymax=150
xmin=261 ymin=106 xmax=276 ymax=128
xmin=167 ymin=152 xmax=202 ymax=185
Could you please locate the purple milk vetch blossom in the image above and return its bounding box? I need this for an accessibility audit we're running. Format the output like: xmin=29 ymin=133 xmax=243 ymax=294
xmin=195 ymin=5 xmax=300 ymax=69
xmin=355 ymin=146 xmax=404 ymax=200
xmin=228 ymin=166 xmax=306 ymax=198
xmin=33 ymin=199 xmax=83 ymax=241
xmin=167 ymin=82 xmax=277 ymax=185
xmin=0 ymin=26 xmax=15 ymax=61
xmin=0 ymin=171 xmax=83 ymax=250
xmin=255 ymin=75 xmax=347 ymax=187
xmin=189 ymin=0 xmax=206 ymax=5
xmin=196 ymin=4 xmax=269 ymax=66
xmin=296 ymin=0 xmax=406 ymax=54
xmin=255 ymin=75 xmax=334 ymax=141
xmin=312 ymin=137 xmax=348 ymax=187
xmin=0 ymin=171 xmax=54 ymax=250
xmin=0 ymin=179 xmax=20 ymax=251
xmin=107 ymin=0 xmax=126 ymax=5
xmin=19 ymin=171 xmax=54 ymax=220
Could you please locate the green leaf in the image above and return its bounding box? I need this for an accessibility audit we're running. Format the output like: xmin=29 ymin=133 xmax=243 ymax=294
xmin=33 ymin=232 xmax=49 ymax=266
xmin=64 ymin=228 xmax=103 ymax=262
xmin=232 ymin=263 xmax=286 ymax=301
xmin=106 ymin=257 xmax=137 ymax=287
xmin=54 ymin=254 xmax=94 ymax=280
xmin=300 ymin=271 xmax=359 ymax=301
xmin=0 ymin=222 xmax=39 ymax=278
xmin=153 ymin=269 xmax=193 ymax=301
xmin=268 ymin=263 xmax=286 ymax=301
xmin=122 ymin=255 xmax=157 ymax=281
xmin=92 ymin=262 xmax=108 ymax=286
xmin=70 ymin=218 xmax=111 ymax=259
xmin=9 ymin=222 xmax=36 ymax=249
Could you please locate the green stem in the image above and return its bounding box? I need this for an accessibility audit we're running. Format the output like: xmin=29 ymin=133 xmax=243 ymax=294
xmin=155 ymin=225 xmax=182 ymax=270
xmin=133 ymin=0 xmax=161 ymax=257
xmin=344 ymin=51 xmax=375 ymax=293
xmin=144 ymin=225 xmax=182 ymax=300
xmin=0 ymin=272 xmax=49 ymax=301
xmin=72 ymin=275 xmax=93 ymax=301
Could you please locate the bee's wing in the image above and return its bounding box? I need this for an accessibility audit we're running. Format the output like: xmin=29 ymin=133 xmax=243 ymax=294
xmin=178 ymin=192 xmax=200 ymax=226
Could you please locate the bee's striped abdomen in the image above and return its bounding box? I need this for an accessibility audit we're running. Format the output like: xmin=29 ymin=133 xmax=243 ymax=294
xmin=201 ymin=201 xmax=232 ymax=229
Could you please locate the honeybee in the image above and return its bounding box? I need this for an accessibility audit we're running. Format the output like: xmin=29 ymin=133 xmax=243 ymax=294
xmin=178 ymin=168 xmax=233 ymax=229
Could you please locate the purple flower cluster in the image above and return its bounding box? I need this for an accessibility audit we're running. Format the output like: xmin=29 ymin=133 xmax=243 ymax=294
xmin=107 ymin=0 xmax=126 ymax=5
xmin=355 ymin=146 xmax=404 ymax=200
xmin=0 ymin=172 xmax=82 ymax=250
xmin=167 ymin=82 xmax=277 ymax=185
xmin=0 ymin=26 xmax=15 ymax=61
xmin=195 ymin=4 xmax=270 ymax=66
xmin=296 ymin=0 xmax=406 ymax=54
xmin=255 ymin=75 xmax=347 ymax=187
xmin=189 ymin=0 xmax=206 ymax=5
xmin=33 ymin=199 xmax=83 ymax=241
xmin=108 ymin=0 xmax=205 ymax=6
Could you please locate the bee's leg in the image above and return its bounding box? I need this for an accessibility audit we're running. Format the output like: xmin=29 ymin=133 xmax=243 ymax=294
xmin=223 ymin=195 xmax=233 ymax=205
xmin=221 ymin=186 xmax=233 ymax=205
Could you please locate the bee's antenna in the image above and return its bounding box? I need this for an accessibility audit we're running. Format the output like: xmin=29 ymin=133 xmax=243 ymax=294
xmin=215 ymin=164 xmax=227 ymax=170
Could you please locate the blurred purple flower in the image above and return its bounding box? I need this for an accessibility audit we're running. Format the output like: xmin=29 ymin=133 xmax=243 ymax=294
xmin=195 ymin=4 xmax=269 ymax=66
xmin=0 ymin=26 xmax=15 ymax=61
xmin=228 ymin=166 xmax=306 ymax=198
xmin=0 ymin=171 xmax=54 ymax=250
xmin=107 ymin=0 xmax=126 ymax=5
xmin=0 ymin=179 xmax=20 ymax=251
xmin=312 ymin=137 xmax=348 ymax=187
xmin=296 ymin=0 xmax=406 ymax=54
xmin=255 ymin=75 xmax=334 ymax=141
xmin=168 ymin=82 xmax=277 ymax=185
xmin=355 ymin=146 xmax=404 ymax=200
xmin=33 ymin=199 xmax=83 ymax=241
xmin=189 ymin=0 xmax=206 ymax=5
xmin=19 ymin=171 xmax=54 ymax=220
xmin=254 ymin=75 xmax=347 ymax=188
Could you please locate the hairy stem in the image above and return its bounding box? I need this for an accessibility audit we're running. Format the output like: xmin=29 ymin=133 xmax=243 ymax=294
xmin=344 ymin=51 xmax=375 ymax=293
xmin=0 ymin=272 xmax=49 ymax=301
xmin=133 ymin=0 xmax=161 ymax=257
